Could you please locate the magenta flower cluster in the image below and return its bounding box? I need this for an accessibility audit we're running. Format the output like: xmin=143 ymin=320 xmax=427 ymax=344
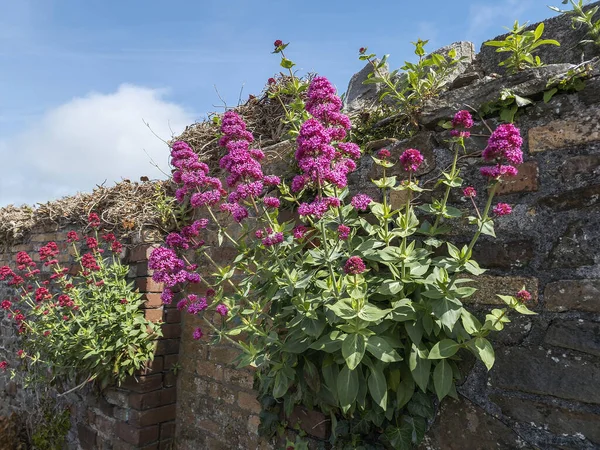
xmin=148 ymin=247 xmax=200 ymax=305
xmin=294 ymin=77 xmax=360 ymax=218
xmin=481 ymin=123 xmax=523 ymax=179
xmin=399 ymin=148 xmax=424 ymax=173
xmin=344 ymin=256 xmax=366 ymax=275
xmin=450 ymin=110 xmax=473 ymax=138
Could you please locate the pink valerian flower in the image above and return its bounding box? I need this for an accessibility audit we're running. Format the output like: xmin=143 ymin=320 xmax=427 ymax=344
xmin=101 ymin=233 xmax=116 ymax=242
xmin=39 ymin=242 xmax=59 ymax=261
xmin=161 ymin=288 xmax=174 ymax=305
xmin=193 ymin=327 xmax=203 ymax=340
xmin=262 ymin=231 xmax=284 ymax=247
xmin=274 ymin=39 xmax=283 ymax=48
xmin=293 ymin=226 xmax=309 ymax=239
xmin=16 ymin=252 xmax=35 ymax=268
xmin=463 ymin=187 xmax=477 ymax=198
xmin=268 ymin=77 xmax=276 ymax=85
xmin=176 ymin=298 xmax=188 ymax=311
xmin=263 ymin=197 xmax=280 ymax=209
xmin=88 ymin=213 xmax=101 ymax=228
xmin=220 ymin=202 xmax=249 ymax=223
xmin=516 ymin=289 xmax=532 ymax=303
xmin=351 ymin=194 xmax=373 ymax=211
xmin=206 ymin=288 xmax=216 ymax=298
xmin=377 ymin=149 xmax=391 ymax=159
xmin=451 ymin=110 xmax=474 ymax=129
xmin=148 ymin=247 xmax=199 ymax=289
xmin=67 ymin=231 xmax=79 ymax=242
xmin=81 ymin=253 xmax=100 ymax=271
xmin=166 ymin=233 xmax=190 ymax=250
xmin=0 ymin=361 xmax=8 ymax=371
xmin=263 ymin=175 xmax=281 ymax=186
xmin=480 ymin=165 xmax=519 ymax=179
xmin=216 ymin=304 xmax=229 ymax=317
xmin=219 ymin=112 xmax=263 ymax=185
xmin=399 ymin=149 xmax=424 ymax=172
xmin=0 ymin=266 xmax=14 ymax=280
xmin=298 ymin=197 xmax=339 ymax=219
xmin=294 ymin=77 xmax=359 ymax=193
xmin=255 ymin=229 xmax=265 ymax=239
xmin=338 ymin=224 xmax=350 ymax=240
xmin=188 ymin=296 xmax=208 ymax=315
xmin=493 ymin=203 xmax=512 ymax=216
xmin=344 ymin=256 xmax=366 ymax=275
xmin=1 ymin=300 xmax=11 ymax=310
xmin=359 ymin=47 xmax=366 ymax=55
xmin=450 ymin=130 xmax=471 ymax=138
xmin=34 ymin=287 xmax=51 ymax=302
xmin=17 ymin=350 xmax=24 ymax=358
xmin=86 ymin=237 xmax=99 ymax=250
xmin=482 ymin=123 xmax=523 ymax=165
xmin=111 ymin=241 xmax=123 ymax=254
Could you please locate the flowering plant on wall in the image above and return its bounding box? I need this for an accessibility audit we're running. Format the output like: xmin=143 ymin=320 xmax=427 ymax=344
xmin=149 ymin=74 xmax=535 ymax=448
xmin=0 ymin=214 xmax=161 ymax=391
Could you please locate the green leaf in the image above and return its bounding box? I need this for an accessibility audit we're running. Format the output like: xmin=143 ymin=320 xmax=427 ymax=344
xmin=366 ymin=336 xmax=403 ymax=362
xmin=481 ymin=220 xmax=496 ymax=237
xmin=303 ymin=358 xmax=321 ymax=393
xmin=326 ymin=299 xmax=357 ymax=320
xmin=407 ymin=391 xmax=434 ymax=419
xmin=377 ymin=280 xmax=403 ymax=295
xmin=534 ymin=22 xmax=544 ymax=40
xmin=428 ymin=339 xmax=461 ymax=359
xmin=384 ymin=425 xmax=412 ymax=450
xmin=405 ymin=320 xmax=423 ymax=345
xmin=430 ymin=297 xmax=462 ymax=330
xmin=280 ymin=58 xmax=295 ymax=69
xmin=310 ymin=331 xmax=347 ymax=353
xmin=461 ymin=309 xmax=482 ymax=334
xmin=368 ymin=365 xmax=388 ymax=410
xmin=433 ymin=360 xmax=453 ymax=401
xmin=337 ymin=365 xmax=359 ymax=412
xmin=514 ymin=303 xmax=537 ymax=315
xmin=468 ymin=337 xmax=495 ymax=370
xmin=273 ymin=371 xmax=291 ymax=398
xmin=342 ymin=333 xmax=366 ymax=370
xmin=409 ymin=345 xmax=431 ymax=392
xmin=396 ymin=374 xmax=415 ymax=409
xmin=358 ymin=303 xmax=391 ymax=322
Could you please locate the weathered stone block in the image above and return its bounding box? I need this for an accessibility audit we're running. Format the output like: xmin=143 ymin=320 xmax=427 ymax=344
xmin=464 ymin=275 xmax=538 ymax=305
xmin=545 ymin=320 xmax=600 ymax=356
xmin=537 ymin=184 xmax=600 ymax=211
xmin=343 ymin=61 xmax=387 ymax=112
xmin=491 ymin=395 xmax=600 ymax=444
xmin=420 ymin=396 xmax=532 ymax=449
xmin=545 ymin=279 xmax=600 ymax=313
xmin=529 ymin=112 xmax=600 ymax=153
xmin=495 ymin=161 xmax=538 ymax=195
xmin=492 ymin=347 xmax=600 ymax=404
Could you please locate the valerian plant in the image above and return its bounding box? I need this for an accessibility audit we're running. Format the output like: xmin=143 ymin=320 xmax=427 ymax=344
xmin=484 ymin=21 xmax=560 ymax=74
xmin=550 ymin=0 xmax=600 ymax=48
xmin=358 ymin=40 xmax=465 ymax=130
xmin=0 ymin=214 xmax=161 ymax=392
xmin=147 ymin=63 xmax=535 ymax=447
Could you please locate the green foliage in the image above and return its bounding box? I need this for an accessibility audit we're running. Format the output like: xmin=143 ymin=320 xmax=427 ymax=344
xmin=31 ymin=402 xmax=71 ymax=450
xmin=543 ymin=63 xmax=591 ymax=102
xmin=7 ymin=227 xmax=161 ymax=392
xmin=190 ymin=137 xmax=534 ymax=449
xmin=550 ymin=0 xmax=600 ymax=47
xmin=479 ymin=88 xmax=533 ymax=123
xmin=358 ymin=40 xmax=465 ymax=135
xmin=484 ymin=21 xmax=560 ymax=74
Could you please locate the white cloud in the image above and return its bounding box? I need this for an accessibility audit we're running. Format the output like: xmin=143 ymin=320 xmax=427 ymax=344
xmin=0 ymin=84 xmax=195 ymax=206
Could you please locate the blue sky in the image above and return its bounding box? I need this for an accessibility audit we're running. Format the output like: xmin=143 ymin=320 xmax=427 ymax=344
xmin=0 ymin=0 xmax=558 ymax=206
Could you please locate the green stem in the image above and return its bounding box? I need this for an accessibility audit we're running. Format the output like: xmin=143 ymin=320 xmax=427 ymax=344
xmin=466 ymin=183 xmax=499 ymax=257
xmin=432 ymin=142 xmax=460 ymax=233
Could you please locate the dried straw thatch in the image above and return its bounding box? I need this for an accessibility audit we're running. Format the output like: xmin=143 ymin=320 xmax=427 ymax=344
xmin=0 ymin=180 xmax=174 ymax=247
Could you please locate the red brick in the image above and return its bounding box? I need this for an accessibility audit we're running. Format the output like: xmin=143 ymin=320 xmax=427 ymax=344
xmin=224 ymin=367 xmax=254 ymax=389
xmin=137 ymin=261 xmax=153 ymax=276
xmin=129 ymin=387 xmax=176 ymax=410
xmin=496 ymin=161 xmax=538 ymax=195
xmin=237 ymin=391 xmax=261 ymax=414
xmin=144 ymin=356 xmax=164 ymax=373
xmin=121 ymin=373 xmax=163 ymax=393
xmin=145 ymin=308 xmax=164 ymax=322
xmin=160 ymin=421 xmax=176 ymax=440
xmin=164 ymin=354 xmax=179 ymax=371
xmin=159 ymin=439 xmax=174 ymax=450
xmin=197 ymin=360 xmax=224 ymax=382
xmin=142 ymin=293 xmax=163 ymax=308
xmin=136 ymin=277 xmax=164 ymax=293
xmin=155 ymin=339 xmax=180 ymax=356
xmin=95 ymin=412 xmax=116 ymax=435
xmin=208 ymin=346 xmax=242 ymax=366
xmin=160 ymin=323 xmax=181 ymax=339
xmin=165 ymin=309 xmax=181 ymax=324
xmin=164 ymin=372 xmax=177 ymax=388
xmin=117 ymin=423 xmax=159 ymax=445
xmin=77 ymin=424 xmax=98 ymax=447
xmin=128 ymin=404 xmax=176 ymax=427
xmin=128 ymin=245 xmax=158 ymax=262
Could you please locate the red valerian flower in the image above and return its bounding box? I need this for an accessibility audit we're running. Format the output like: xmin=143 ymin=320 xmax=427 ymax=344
xmin=516 ymin=289 xmax=532 ymax=303
xmin=268 ymin=77 xmax=276 ymax=85
xmin=463 ymin=186 xmax=477 ymax=198
xmin=1 ymin=300 xmax=11 ymax=310
xmin=399 ymin=148 xmax=424 ymax=172
xmin=493 ymin=203 xmax=512 ymax=216
xmin=344 ymin=256 xmax=366 ymax=275
xmin=377 ymin=148 xmax=391 ymax=159
xmin=67 ymin=231 xmax=79 ymax=242
xmin=359 ymin=47 xmax=366 ymax=54
xmin=274 ymin=39 xmax=283 ymax=47
xmin=193 ymin=327 xmax=203 ymax=340
xmin=88 ymin=213 xmax=101 ymax=228
xmin=0 ymin=361 xmax=8 ymax=371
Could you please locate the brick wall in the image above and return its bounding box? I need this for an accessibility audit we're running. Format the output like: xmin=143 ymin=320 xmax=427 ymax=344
xmin=0 ymin=231 xmax=180 ymax=450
